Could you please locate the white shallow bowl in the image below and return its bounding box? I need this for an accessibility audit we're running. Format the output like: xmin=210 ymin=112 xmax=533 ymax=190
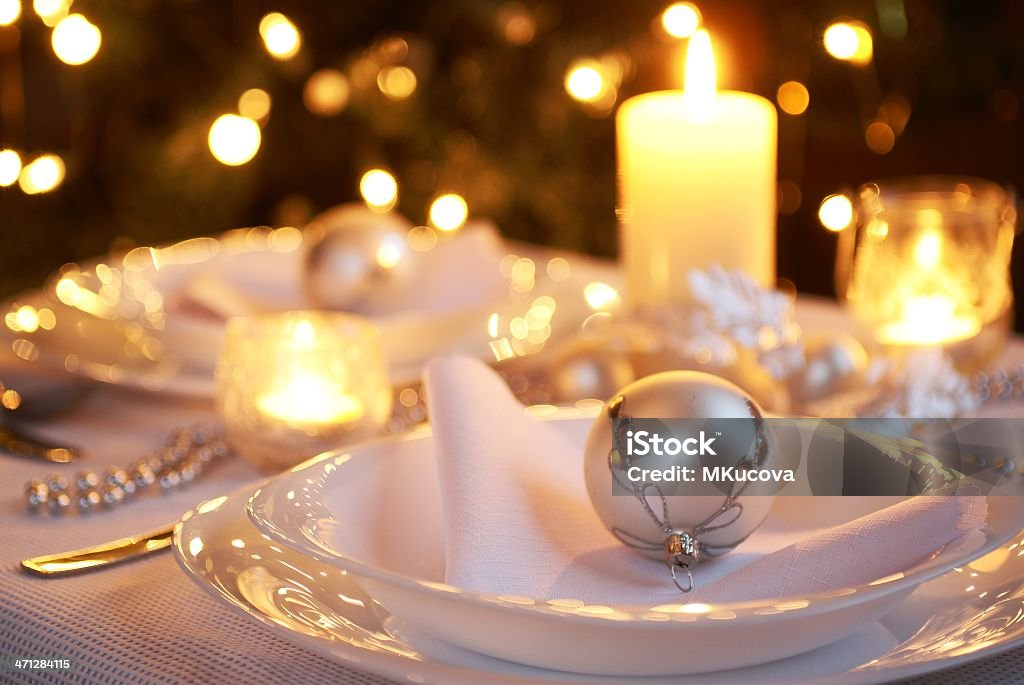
xmin=247 ymin=415 xmax=1024 ymax=676
xmin=179 ymin=486 xmax=1024 ymax=685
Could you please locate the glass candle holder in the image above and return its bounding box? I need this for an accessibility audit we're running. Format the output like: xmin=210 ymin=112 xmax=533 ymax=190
xmin=216 ymin=311 xmax=392 ymax=472
xmin=838 ymin=176 xmax=1017 ymax=370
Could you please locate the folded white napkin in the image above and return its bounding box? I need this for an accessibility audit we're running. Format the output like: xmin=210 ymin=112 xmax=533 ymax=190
xmin=424 ymin=356 xmax=987 ymax=605
xmin=168 ymin=219 xmax=507 ymax=320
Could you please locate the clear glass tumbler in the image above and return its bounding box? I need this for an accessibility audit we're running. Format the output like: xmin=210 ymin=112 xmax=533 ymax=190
xmin=216 ymin=311 xmax=392 ymax=471
xmin=838 ymin=176 xmax=1017 ymax=371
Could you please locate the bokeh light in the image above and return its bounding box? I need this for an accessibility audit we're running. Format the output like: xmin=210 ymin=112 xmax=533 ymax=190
xmin=377 ymin=65 xmax=417 ymax=100
xmin=0 ymin=149 xmax=21 ymax=187
xmin=498 ymin=2 xmax=536 ymax=45
xmin=33 ymin=0 xmax=69 ymax=26
xmin=429 ymin=193 xmax=468 ymax=232
xmin=776 ymin=80 xmax=809 ymax=115
xmin=864 ymin=120 xmax=895 ymax=153
xmin=208 ymin=114 xmax=261 ymax=166
xmin=259 ymin=12 xmax=301 ymax=60
xmin=304 ymin=69 xmax=350 ymax=116
xmin=824 ymin=21 xmax=873 ymax=64
xmin=238 ymin=88 xmax=271 ymax=122
xmin=661 ymin=3 xmax=701 ymax=39
xmin=359 ymin=169 xmax=398 ymax=212
xmin=564 ymin=61 xmax=604 ymax=103
xmin=51 ymin=13 xmax=101 ymax=65
xmin=583 ymin=281 xmax=620 ymax=310
xmin=818 ymin=194 xmax=854 ymax=232
xmin=0 ymin=0 xmax=21 ymax=25
xmin=18 ymin=154 xmax=65 ymax=194
xmin=375 ymin=236 xmax=404 ymax=269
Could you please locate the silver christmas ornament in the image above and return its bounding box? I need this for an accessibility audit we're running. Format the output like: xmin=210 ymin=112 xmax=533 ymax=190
xmin=791 ymin=332 xmax=869 ymax=403
xmin=550 ymin=336 xmax=635 ymax=402
xmin=584 ymin=371 xmax=777 ymax=592
xmin=303 ymin=203 xmax=415 ymax=313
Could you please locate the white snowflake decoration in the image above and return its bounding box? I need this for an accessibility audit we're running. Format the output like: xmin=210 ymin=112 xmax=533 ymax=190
xmin=857 ymin=349 xmax=980 ymax=418
xmin=685 ymin=265 xmax=804 ymax=379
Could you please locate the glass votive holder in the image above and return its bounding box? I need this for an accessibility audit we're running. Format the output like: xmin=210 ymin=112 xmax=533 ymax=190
xmin=838 ymin=176 xmax=1017 ymax=371
xmin=216 ymin=311 xmax=392 ymax=472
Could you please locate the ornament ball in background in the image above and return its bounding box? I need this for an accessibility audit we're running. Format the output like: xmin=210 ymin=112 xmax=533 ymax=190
xmin=583 ymin=371 xmax=777 ymax=592
xmin=549 ymin=335 xmax=635 ymax=402
xmin=303 ymin=203 xmax=414 ymax=313
xmin=790 ymin=332 xmax=869 ymax=403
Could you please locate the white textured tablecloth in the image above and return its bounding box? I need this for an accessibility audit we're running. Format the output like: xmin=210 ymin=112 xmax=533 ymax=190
xmin=1 ymin=299 xmax=1024 ymax=685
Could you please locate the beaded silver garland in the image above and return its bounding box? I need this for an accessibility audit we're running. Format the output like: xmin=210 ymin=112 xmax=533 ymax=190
xmin=24 ymin=425 xmax=230 ymax=515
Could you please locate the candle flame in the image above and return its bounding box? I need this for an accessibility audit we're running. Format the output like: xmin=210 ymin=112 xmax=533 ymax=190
xmin=257 ymin=372 xmax=365 ymax=426
xmin=683 ymin=29 xmax=716 ymax=120
xmin=877 ymin=294 xmax=980 ymax=346
xmin=913 ymin=229 xmax=942 ymax=270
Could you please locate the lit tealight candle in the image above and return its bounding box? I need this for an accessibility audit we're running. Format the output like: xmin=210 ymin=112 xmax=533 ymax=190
xmin=216 ymin=312 xmax=391 ymax=471
xmin=617 ymin=29 xmax=777 ymax=310
xmin=256 ymin=372 xmax=365 ymax=427
xmin=875 ymin=227 xmax=981 ymax=346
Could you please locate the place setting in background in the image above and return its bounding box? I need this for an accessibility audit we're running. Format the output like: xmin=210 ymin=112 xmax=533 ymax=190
xmin=3 ymin=6 xmax=1024 ymax=685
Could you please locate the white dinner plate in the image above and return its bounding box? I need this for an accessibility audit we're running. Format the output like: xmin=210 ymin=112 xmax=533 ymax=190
xmin=0 ymin=230 xmax=614 ymax=397
xmin=176 ymin=485 xmax=1024 ymax=685
xmin=246 ymin=414 xmax=1024 ymax=676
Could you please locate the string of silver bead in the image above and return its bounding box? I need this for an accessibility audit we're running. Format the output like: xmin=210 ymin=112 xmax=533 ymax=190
xmin=974 ymin=364 xmax=1024 ymax=403
xmin=24 ymin=425 xmax=229 ymax=514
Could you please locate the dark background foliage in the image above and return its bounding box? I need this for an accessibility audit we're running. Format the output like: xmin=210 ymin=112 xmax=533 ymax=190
xmin=1 ymin=0 xmax=1022 ymax=319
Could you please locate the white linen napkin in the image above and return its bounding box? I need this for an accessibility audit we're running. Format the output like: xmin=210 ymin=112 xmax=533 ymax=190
xmin=168 ymin=220 xmax=507 ymax=319
xmin=424 ymin=355 xmax=987 ymax=605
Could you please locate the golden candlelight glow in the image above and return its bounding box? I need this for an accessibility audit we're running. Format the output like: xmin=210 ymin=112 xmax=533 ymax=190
xmin=33 ymin=0 xmax=69 ymax=26
xmin=683 ymin=29 xmax=716 ymax=120
xmin=377 ymin=66 xmax=417 ymax=100
xmin=876 ymin=219 xmax=981 ymax=345
xmin=913 ymin=228 xmax=942 ymax=269
xmin=259 ymin=12 xmax=301 ymax=60
xmin=304 ymin=69 xmax=350 ymax=116
xmin=208 ymin=114 xmax=261 ymax=166
xmin=824 ymin=21 xmax=873 ymax=64
xmin=429 ymin=193 xmax=468 ymax=231
xmin=661 ymin=3 xmax=701 ymax=39
xmin=359 ymin=169 xmax=398 ymax=212
xmin=877 ymin=294 xmax=981 ymax=345
xmin=238 ymin=88 xmax=272 ymax=122
xmin=51 ymin=13 xmax=101 ymax=65
xmin=256 ymin=372 xmax=365 ymax=426
xmin=565 ymin=61 xmax=604 ymax=103
xmin=818 ymin=194 xmax=853 ymax=231
xmin=776 ymin=80 xmax=809 ymax=115
xmin=19 ymin=154 xmax=65 ymax=194
xmin=0 ymin=0 xmax=20 ymax=25
xmin=0 ymin=149 xmax=21 ymax=186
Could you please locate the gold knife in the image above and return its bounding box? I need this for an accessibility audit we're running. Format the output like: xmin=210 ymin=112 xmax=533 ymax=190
xmin=21 ymin=524 xmax=175 ymax=576
xmin=0 ymin=424 xmax=79 ymax=462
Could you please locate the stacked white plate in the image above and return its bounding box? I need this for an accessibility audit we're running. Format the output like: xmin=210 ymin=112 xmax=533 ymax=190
xmin=174 ymin=413 xmax=1024 ymax=684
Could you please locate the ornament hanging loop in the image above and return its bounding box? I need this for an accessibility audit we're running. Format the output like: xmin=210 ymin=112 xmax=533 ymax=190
xmin=669 ymin=560 xmax=694 ymax=594
xmin=664 ymin=530 xmax=700 ymax=593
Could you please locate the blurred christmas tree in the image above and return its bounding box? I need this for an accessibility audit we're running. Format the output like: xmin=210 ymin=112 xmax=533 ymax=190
xmin=1 ymin=0 xmax=1022 ymax=313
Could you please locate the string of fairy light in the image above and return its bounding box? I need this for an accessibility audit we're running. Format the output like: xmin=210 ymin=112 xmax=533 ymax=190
xmin=0 ymin=0 xmax=99 ymax=194
xmin=0 ymin=0 xmax=917 ymax=237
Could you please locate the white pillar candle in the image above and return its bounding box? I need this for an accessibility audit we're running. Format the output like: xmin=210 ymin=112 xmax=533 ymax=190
xmin=617 ymin=30 xmax=777 ymax=310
